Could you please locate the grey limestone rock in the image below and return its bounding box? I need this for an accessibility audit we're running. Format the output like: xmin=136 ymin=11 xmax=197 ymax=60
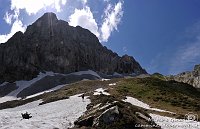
xmin=172 ymin=64 xmax=200 ymax=88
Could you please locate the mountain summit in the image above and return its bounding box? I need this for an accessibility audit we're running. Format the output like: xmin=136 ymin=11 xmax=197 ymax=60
xmin=0 ymin=12 xmax=146 ymax=82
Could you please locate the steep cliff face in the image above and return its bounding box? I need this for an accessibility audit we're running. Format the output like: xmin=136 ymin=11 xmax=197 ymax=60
xmin=0 ymin=12 xmax=146 ymax=82
xmin=171 ymin=65 xmax=200 ymax=88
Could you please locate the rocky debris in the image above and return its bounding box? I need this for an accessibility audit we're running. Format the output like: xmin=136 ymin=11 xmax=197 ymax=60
xmin=0 ymin=12 xmax=147 ymax=83
xmin=73 ymin=95 xmax=160 ymax=129
xmin=170 ymin=64 xmax=200 ymax=88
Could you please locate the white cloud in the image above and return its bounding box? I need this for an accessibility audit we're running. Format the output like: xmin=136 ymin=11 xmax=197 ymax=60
xmin=69 ymin=6 xmax=100 ymax=38
xmin=100 ymin=0 xmax=123 ymax=42
xmin=69 ymin=0 xmax=124 ymax=42
xmin=11 ymin=0 xmax=67 ymax=15
xmin=0 ymin=19 xmax=26 ymax=43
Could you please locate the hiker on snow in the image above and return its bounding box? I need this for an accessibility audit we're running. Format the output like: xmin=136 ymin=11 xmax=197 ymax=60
xmin=81 ymin=93 xmax=85 ymax=101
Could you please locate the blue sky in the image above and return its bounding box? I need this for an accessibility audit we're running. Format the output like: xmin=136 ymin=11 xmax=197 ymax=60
xmin=0 ymin=0 xmax=200 ymax=75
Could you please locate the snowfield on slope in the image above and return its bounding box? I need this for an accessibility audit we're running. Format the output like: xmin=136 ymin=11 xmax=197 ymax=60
xmin=0 ymin=94 xmax=90 ymax=129
xmin=0 ymin=70 xmax=100 ymax=103
xmin=123 ymin=96 xmax=174 ymax=113
xmin=0 ymin=72 xmax=55 ymax=103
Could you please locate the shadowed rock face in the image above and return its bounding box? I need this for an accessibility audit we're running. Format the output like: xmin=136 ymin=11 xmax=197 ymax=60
xmin=0 ymin=83 xmax=17 ymax=97
xmin=171 ymin=64 xmax=200 ymax=88
xmin=0 ymin=12 xmax=147 ymax=82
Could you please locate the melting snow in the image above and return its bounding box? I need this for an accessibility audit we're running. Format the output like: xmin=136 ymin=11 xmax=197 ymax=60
xmin=101 ymin=79 xmax=110 ymax=81
xmin=0 ymin=94 xmax=90 ymax=129
xmin=93 ymin=88 xmax=110 ymax=95
xmin=109 ymin=83 xmax=116 ymax=86
xmin=123 ymin=96 xmax=174 ymax=114
xmin=150 ymin=113 xmax=200 ymax=129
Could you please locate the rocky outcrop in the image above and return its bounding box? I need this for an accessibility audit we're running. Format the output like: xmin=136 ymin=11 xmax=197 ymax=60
xmin=0 ymin=12 xmax=147 ymax=83
xmin=74 ymin=95 xmax=160 ymax=129
xmin=170 ymin=64 xmax=200 ymax=88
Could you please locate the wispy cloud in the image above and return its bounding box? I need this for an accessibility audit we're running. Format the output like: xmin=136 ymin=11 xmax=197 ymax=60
xmin=100 ymin=0 xmax=124 ymax=42
xmin=169 ymin=21 xmax=200 ymax=75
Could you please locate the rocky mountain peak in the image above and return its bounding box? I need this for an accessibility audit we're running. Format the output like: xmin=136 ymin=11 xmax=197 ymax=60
xmin=40 ymin=12 xmax=58 ymax=21
xmin=34 ymin=12 xmax=58 ymax=26
xmin=194 ymin=64 xmax=200 ymax=72
xmin=0 ymin=12 xmax=147 ymax=82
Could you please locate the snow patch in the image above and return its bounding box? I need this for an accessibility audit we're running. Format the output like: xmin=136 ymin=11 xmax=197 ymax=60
xmin=93 ymin=88 xmax=110 ymax=96
xmin=123 ymin=96 xmax=174 ymax=114
xmin=101 ymin=78 xmax=110 ymax=81
xmin=0 ymin=94 xmax=90 ymax=129
xmin=109 ymin=83 xmax=116 ymax=86
xmin=150 ymin=113 xmax=200 ymax=129
xmin=71 ymin=70 xmax=101 ymax=78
